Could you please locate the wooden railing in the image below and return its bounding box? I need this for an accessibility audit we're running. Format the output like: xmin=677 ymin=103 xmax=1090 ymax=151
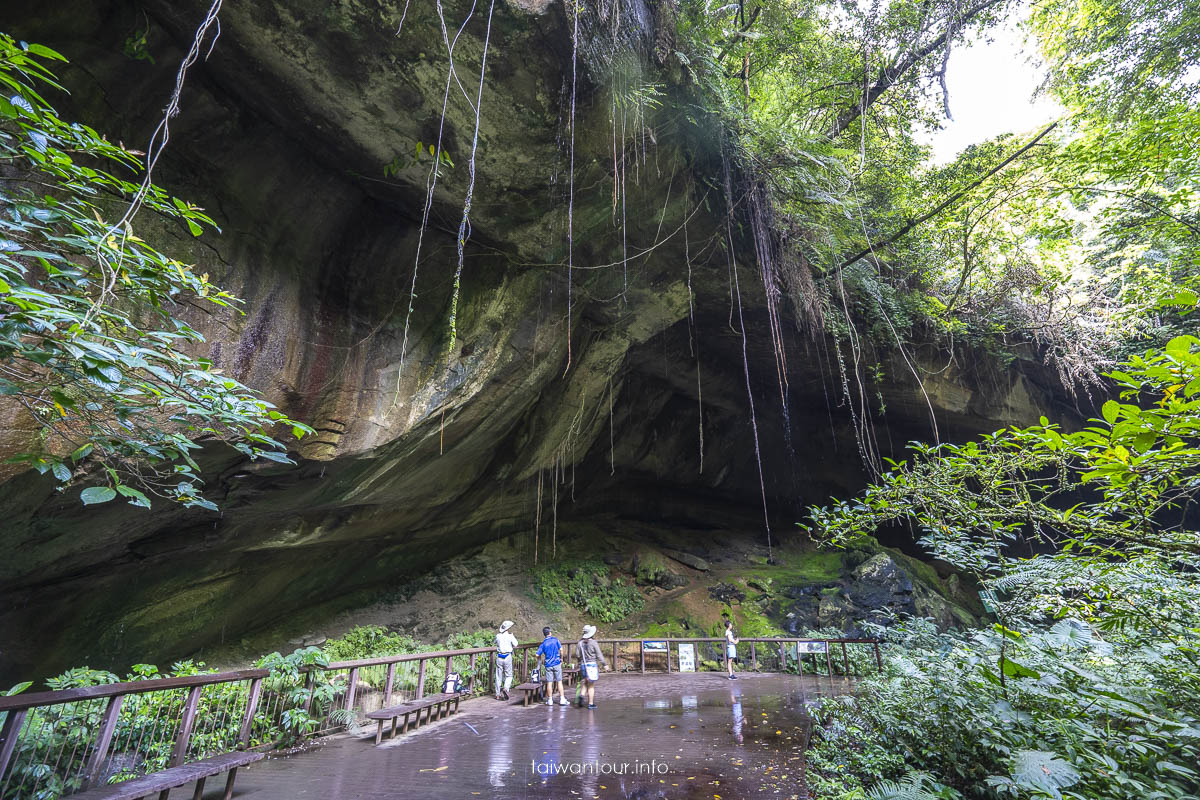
xmin=0 ymin=637 xmax=880 ymax=798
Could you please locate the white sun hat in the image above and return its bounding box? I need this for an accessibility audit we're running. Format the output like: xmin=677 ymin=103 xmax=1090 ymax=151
xmin=499 ymin=620 xmax=514 ymax=632
xmin=582 ymin=624 xmax=597 ymax=639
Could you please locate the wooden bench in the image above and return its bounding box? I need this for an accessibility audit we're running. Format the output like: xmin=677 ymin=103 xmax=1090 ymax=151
xmin=514 ymin=681 xmax=545 ymax=705
xmin=365 ymin=692 xmax=465 ymax=744
xmin=66 ymin=749 xmax=264 ymax=800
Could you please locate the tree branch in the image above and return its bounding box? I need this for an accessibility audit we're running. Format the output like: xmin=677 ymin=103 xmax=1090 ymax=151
xmin=826 ymin=0 xmax=1006 ymax=139
xmin=840 ymin=120 xmax=1059 ymax=270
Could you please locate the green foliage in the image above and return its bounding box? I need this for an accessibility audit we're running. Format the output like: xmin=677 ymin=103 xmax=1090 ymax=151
xmin=1033 ymin=0 xmax=1200 ymax=118
xmin=383 ymin=140 xmax=454 ymax=177
xmin=806 ymin=618 xmax=1200 ymax=800
xmin=320 ymin=625 xmax=492 ymax=661
xmin=671 ymin=0 xmax=1200 ymax=392
xmin=804 ymin=695 xmax=908 ymax=799
xmin=321 ymin=625 xmax=421 ymax=661
xmin=4 ymin=660 xmax=286 ymax=798
xmin=531 ymin=559 xmax=644 ymax=623
xmin=120 ymin=16 xmax=155 ymax=64
xmin=805 ymin=311 xmax=1200 ymax=798
xmin=318 ymin=626 xmax=495 ymax=699
xmin=0 ymin=33 xmax=312 ymax=509
xmin=254 ymin=647 xmax=337 ymax=742
xmin=867 ymin=771 xmax=961 ymax=800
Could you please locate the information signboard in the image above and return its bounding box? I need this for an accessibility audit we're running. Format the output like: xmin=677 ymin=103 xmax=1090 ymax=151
xmin=677 ymin=643 xmax=696 ymax=672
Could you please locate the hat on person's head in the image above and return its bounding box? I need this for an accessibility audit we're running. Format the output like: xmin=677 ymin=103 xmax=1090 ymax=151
xmin=582 ymin=625 xmax=597 ymax=639
xmin=499 ymin=620 xmax=514 ymax=632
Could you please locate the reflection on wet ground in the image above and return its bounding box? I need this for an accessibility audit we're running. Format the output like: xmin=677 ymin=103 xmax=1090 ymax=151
xmin=230 ymin=672 xmax=853 ymax=800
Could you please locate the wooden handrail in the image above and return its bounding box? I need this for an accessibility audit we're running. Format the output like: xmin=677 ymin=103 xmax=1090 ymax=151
xmin=0 ymin=668 xmax=268 ymax=713
xmin=320 ymin=643 xmax=540 ymax=670
xmin=0 ymin=637 xmax=881 ymax=712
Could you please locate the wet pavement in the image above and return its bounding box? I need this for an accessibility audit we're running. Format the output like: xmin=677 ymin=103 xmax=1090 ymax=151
xmin=226 ymin=672 xmax=852 ymax=800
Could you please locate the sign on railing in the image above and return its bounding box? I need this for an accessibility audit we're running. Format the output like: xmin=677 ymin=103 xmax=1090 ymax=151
xmin=677 ymin=644 xmax=697 ymax=672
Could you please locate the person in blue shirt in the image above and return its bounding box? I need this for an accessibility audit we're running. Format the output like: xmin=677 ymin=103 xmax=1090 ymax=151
xmin=535 ymin=626 xmax=570 ymax=706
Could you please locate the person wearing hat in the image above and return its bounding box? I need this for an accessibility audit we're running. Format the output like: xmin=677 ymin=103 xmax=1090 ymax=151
xmin=575 ymin=624 xmax=609 ymax=709
xmin=494 ymin=620 xmax=519 ymax=700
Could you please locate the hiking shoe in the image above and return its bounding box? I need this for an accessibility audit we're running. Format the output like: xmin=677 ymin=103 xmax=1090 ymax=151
xmin=587 ymin=703 xmax=597 ymax=709
xmin=559 ymin=697 xmax=571 ymax=705
xmin=501 ymin=689 xmax=509 ymax=701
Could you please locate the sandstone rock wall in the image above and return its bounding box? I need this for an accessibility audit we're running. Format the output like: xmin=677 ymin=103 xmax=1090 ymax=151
xmin=0 ymin=0 xmax=1076 ymax=681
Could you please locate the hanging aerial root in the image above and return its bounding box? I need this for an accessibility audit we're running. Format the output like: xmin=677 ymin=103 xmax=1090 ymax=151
xmin=722 ymin=151 xmax=772 ymax=560
xmin=91 ymin=0 xmax=223 ymax=325
xmin=564 ymin=0 xmax=579 ymax=376
xmin=445 ymin=0 xmax=498 ymax=362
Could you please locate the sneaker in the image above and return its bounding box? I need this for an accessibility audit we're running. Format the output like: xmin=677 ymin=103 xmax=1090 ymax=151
xmin=545 ymin=698 xmax=553 ymax=705
xmin=559 ymin=697 xmax=571 ymax=706
xmin=729 ymin=674 xmax=738 ymax=680
xmin=587 ymin=703 xmax=597 ymax=709
xmin=501 ymin=689 xmax=510 ymax=701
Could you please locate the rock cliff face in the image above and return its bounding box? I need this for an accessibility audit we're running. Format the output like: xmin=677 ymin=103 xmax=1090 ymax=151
xmin=0 ymin=0 xmax=1076 ymax=681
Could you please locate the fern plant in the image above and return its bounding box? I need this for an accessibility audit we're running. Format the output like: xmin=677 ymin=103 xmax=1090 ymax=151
xmin=866 ymin=771 xmax=961 ymax=800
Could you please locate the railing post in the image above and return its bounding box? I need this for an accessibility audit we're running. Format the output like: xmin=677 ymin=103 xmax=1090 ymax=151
xmin=345 ymin=668 xmax=360 ymax=714
xmin=779 ymin=641 xmax=786 ymax=672
xmin=0 ymin=709 xmax=28 ymax=784
xmin=749 ymin=642 xmax=757 ymax=671
xmin=667 ymin=644 xmax=672 ymax=674
xmin=468 ymin=654 xmax=477 ymax=693
xmin=383 ymin=663 xmax=397 ymax=706
xmin=239 ymin=678 xmax=263 ymax=747
xmin=842 ymin=642 xmax=850 ymax=675
xmin=172 ymin=685 xmax=203 ymax=767
xmin=416 ymin=659 xmax=427 ymax=699
xmin=444 ymin=657 xmax=452 ymax=690
xmin=874 ymin=641 xmax=882 ymax=672
xmin=490 ymin=651 xmax=497 ymax=692
xmin=640 ymin=642 xmax=645 ymax=674
xmin=302 ymin=672 xmax=316 ymax=715
xmin=612 ymin=642 xmax=618 ymax=671
xmin=81 ymin=695 xmax=124 ymax=789
xmin=824 ymin=641 xmax=834 ymax=677
xmin=798 ymin=644 xmax=804 ymax=677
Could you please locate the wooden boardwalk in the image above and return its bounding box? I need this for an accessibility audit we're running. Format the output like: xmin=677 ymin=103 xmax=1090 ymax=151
xmin=221 ymin=672 xmax=852 ymax=800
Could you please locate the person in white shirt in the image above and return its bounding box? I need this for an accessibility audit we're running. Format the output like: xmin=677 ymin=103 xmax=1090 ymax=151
xmin=494 ymin=620 xmax=519 ymax=700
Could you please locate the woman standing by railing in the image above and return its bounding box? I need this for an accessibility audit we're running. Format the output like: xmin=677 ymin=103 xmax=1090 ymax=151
xmin=724 ymin=620 xmax=739 ymax=680
xmin=575 ymin=625 xmax=609 ymax=709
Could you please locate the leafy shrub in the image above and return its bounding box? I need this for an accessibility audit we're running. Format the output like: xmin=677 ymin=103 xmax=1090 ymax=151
xmin=805 ymin=616 xmax=1200 ymax=800
xmin=318 ymin=626 xmax=496 ymax=698
xmin=532 ymin=559 xmax=644 ymax=623
xmin=0 ymin=34 xmax=311 ymax=510
xmin=321 ymin=626 xmax=423 ymax=661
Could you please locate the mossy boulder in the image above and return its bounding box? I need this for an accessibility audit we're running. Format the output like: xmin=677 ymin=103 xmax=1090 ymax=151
xmin=631 ymin=550 xmax=686 ymax=589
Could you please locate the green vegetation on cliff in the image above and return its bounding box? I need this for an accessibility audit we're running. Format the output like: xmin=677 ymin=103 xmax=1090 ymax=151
xmin=532 ymin=558 xmax=644 ymax=622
